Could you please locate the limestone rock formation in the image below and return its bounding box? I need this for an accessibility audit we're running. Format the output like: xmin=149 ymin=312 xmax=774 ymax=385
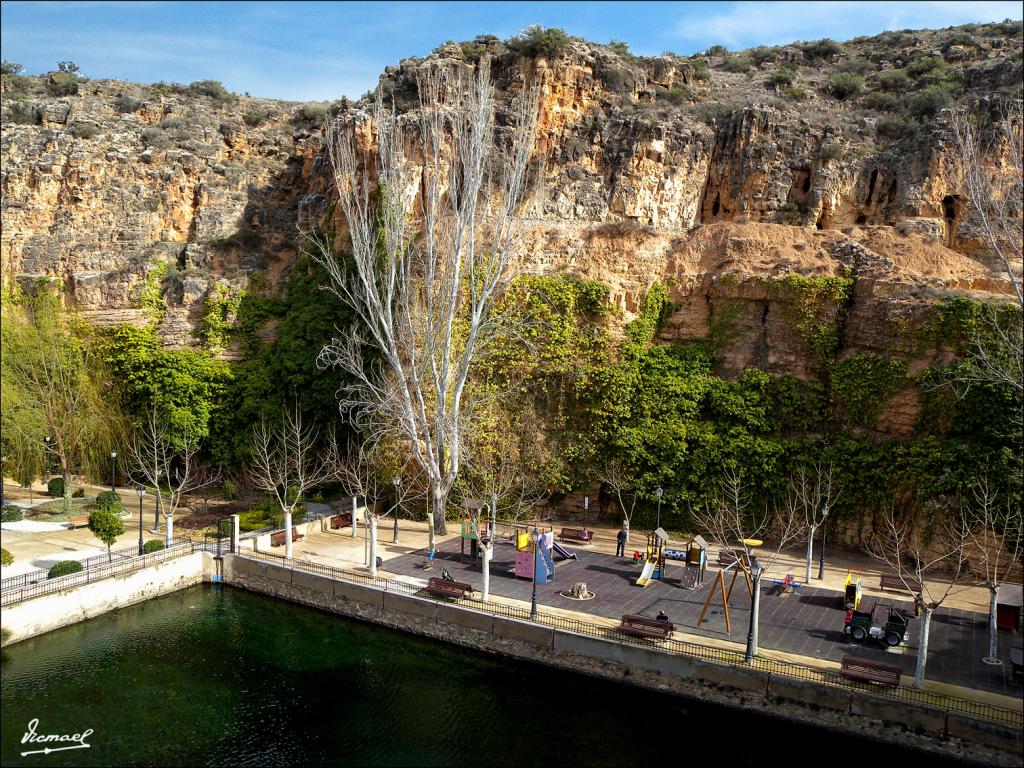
xmin=2 ymin=22 xmax=1020 ymax=433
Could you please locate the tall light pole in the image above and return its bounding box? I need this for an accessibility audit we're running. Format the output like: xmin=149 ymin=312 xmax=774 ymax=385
xmin=655 ymin=486 xmax=663 ymax=531
xmin=745 ymin=559 xmax=763 ymax=663
xmin=43 ymin=436 xmax=51 ymax=489
xmin=152 ymin=470 xmax=161 ymax=530
xmin=391 ymin=474 xmax=401 ymax=544
xmin=136 ymin=484 xmax=145 ymax=555
xmin=530 ymin=527 xmax=540 ymax=619
xmin=110 ymin=451 xmax=117 ymax=497
xmin=817 ymin=505 xmax=829 ymax=580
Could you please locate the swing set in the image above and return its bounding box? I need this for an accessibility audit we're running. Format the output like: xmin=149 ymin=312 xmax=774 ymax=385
xmin=697 ymin=541 xmax=761 ymax=634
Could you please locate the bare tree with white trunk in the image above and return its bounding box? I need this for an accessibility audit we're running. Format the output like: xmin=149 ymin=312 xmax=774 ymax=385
xmin=459 ymin=448 xmax=544 ymax=602
xmin=596 ymin=458 xmax=639 ymax=546
xmin=312 ymin=60 xmax=540 ymax=540
xmin=127 ymin=407 xmax=219 ymax=545
xmin=866 ymin=505 xmax=969 ymax=688
xmin=689 ymin=468 xmax=802 ymax=659
xmin=332 ymin=441 xmax=399 ymax=579
xmin=248 ymin=405 xmax=334 ymax=560
xmin=960 ymin=476 xmax=1024 ymax=666
xmin=790 ymin=460 xmax=842 ymax=583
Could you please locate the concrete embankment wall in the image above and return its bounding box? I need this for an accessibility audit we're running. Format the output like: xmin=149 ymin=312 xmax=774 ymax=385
xmin=1 ymin=552 xmax=211 ymax=644
xmin=224 ymin=554 xmax=1022 ymax=767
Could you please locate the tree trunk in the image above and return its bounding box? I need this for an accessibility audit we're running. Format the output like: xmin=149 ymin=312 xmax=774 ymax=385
xmin=284 ymin=510 xmax=293 ymax=560
xmin=751 ymin=572 xmax=762 ymax=656
xmin=107 ymin=543 xmax=112 ymax=563
xmin=805 ymin=530 xmax=814 ymax=583
xmin=914 ymin=604 xmax=933 ymax=688
xmin=623 ymin=518 xmax=630 ymax=545
xmin=482 ymin=543 xmax=491 ymax=602
xmin=369 ymin=515 xmax=379 ymax=578
xmin=351 ymin=496 xmax=357 ymax=538
xmin=433 ymin=487 xmax=447 ymax=535
xmin=984 ymin=587 xmax=1000 ymax=664
xmin=165 ymin=514 xmax=174 ymax=545
xmin=62 ymin=466 xmax=72 ymax=517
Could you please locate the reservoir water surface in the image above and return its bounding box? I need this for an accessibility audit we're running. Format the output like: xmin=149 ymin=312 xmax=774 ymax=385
xmin=0 ymin=585 xmax=966 ymax=766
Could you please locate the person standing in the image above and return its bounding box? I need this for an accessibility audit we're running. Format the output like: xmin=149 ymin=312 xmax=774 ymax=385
xmin=616 ymin=526 xmax=627 ymax=558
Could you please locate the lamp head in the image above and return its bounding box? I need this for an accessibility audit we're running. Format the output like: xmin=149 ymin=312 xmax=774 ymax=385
xmin=655 ymin=486 xmax=663 ymax=499
xmin=531 ymin=527 xmax=539 ymax=543
xmin=752 ymin=560 xmax=762 ymax=579
xmin=822 ymin=505 xmax=829 ymax=519
xmin=135 ymin=484 xmax=145 ymax=498
xmin=392 ymin=474 xmax=401 ymax=487
xmin=111 ymin=451 xmax=117 ymax=459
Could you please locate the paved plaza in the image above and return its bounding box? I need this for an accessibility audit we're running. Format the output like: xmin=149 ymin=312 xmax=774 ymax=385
xmin=385 ymin=534 xmax=1023 ymax=697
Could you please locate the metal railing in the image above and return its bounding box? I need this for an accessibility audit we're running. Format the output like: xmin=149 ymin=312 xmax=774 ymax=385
xmin=0 ymin=536 xmax=194 ymax=593
xmin=1 ymin=539 xmax=197 ymax=607
xmin=232 ymin=548 xmax=1023 ymax=730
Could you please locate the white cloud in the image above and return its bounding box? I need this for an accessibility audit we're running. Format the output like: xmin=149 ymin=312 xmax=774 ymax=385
xmin=672 ymin=1 xmax=1022 ymax=49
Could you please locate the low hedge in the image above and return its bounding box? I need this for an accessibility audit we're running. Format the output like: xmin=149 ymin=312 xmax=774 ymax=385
xmin=47 ymin=477 xmax=65 ymax=497
xmin=2 ymin=505 xmax=24 ymax=523
xmin=142 ymin=539 xmax=165 ymax=554
xmin=48 ymin=560 xmax=84 ymax=578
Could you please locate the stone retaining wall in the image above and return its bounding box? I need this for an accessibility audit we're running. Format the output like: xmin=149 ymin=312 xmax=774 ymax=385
xmin=1 ymin=552 xmax=211 ymax=644
xmin=224 ymin=554 xmax=1022 ymax=766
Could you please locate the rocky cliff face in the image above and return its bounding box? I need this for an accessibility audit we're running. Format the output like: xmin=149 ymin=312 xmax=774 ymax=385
xmin=2 ymin=22 xmax=1021 ymax=433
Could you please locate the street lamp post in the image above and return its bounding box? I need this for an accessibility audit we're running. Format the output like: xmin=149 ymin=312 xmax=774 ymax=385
xmin=152 ymin=470 xmax=161 ymax=530
xmin=392 ymin=475 xmax=401 ymax=544
xmin=136 ymin=484 xmax=145 ymax=555
xmin=654 ymin=486 xmax=663 ymax=531
xmin=110 ymin=451 xmax=117 ymax=497
xmin=530 ymin=527 xmax=540 ymax=619
xmin=745 ymin=559 xmax=763 ymax=663
xmin=817 ymin=505 xmax=829 ymax=580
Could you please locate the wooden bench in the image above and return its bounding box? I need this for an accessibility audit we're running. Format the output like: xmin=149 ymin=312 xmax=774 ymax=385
xmin=839 ymin=655 xmax=902 ymax=686
xmin=329 ymin=513 xmax=353 ymax=530
xmin=67 ymin=514 xmax=90 ymax=529
xmin=879 ymin=575 xmax=921 ymax=594
xmin=270 ymin=527 xmax=305 ymax=547
xmin=426 ymin=577 xmax=473 ymax=599
xmin=559 ymin=527 xmax=592 ymax=544
xmin=617 ymin=613 xmax=674 ymax=640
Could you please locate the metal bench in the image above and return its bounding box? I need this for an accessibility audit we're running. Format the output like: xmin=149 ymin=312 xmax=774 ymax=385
xmin=329 ymin=513 xmax=352 ymax=530
xmin=270 ymin=528 xmax=305 ymax=547
xmin=879 ymin=575 xmax=921 ymax=594
xmin=617 ymin=613 xmax=674 ymax=640
xmin=426 ymin=576 xmax=473 ymax=599
xmin=559 ymin=527 xmax=592 ymax=544
xmin=839 ymin=655 xmax=902 ymax=686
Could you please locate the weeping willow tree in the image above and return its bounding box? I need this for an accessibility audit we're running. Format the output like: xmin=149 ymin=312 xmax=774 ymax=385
xmin=313 ymin=61 xmax=540 ymax=536
xmin=0 ymin=284 xmax=121 ymax=514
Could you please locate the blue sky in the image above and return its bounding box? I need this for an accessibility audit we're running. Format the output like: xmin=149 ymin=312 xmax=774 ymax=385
xmin=2 ymin=1 xmax=1021 ymax=101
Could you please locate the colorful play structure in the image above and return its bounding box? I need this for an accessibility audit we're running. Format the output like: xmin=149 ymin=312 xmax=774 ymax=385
xmin=635 ymin=529 xmax=707 ymax=589
xmin=513 ymin=524 xmax=559 ymax=583
xmin=459 ymin=500 xmax=492 ymax=563
xmin=844 ymin=568 xmax=863 ymax=610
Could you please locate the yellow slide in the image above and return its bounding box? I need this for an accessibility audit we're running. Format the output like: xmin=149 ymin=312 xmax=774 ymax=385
xmin=635 ymin=559 xmax=656 ymax=587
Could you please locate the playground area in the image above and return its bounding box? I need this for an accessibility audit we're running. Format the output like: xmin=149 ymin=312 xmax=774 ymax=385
xmin=382 ymin=521 xmax=1023 ymax=698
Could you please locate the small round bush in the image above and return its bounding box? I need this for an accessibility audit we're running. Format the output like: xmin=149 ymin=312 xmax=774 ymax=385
xmin=876 ymin=69 xmax=911 ymax=92
xmin=143 ymin=539 xmax=165 ymax=554
xmin=827 ymin=72 xmax=864 ymax=100
xmin=48 ymin=560 xmax=84 ymax=578
xmin=877 ymin=116 xmax=917 ymax=140
xmin=47 ymin=477 xmax=65 ymax=498
xmin=1 ymin=547 xmax=13 ymax=566
xmin=72 ymin=487 xmax=85 ymax=498
xmin=2 ymin=505 xmax=24 ymax=523
xmin=221 ymin=479 xmax=238 ymax=500
xmin=95 ymin=490 xmax=121 ymax=508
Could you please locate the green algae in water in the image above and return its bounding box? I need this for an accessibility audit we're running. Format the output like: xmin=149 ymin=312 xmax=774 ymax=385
xmin=1 ymin=585 xmax=968 ymax=767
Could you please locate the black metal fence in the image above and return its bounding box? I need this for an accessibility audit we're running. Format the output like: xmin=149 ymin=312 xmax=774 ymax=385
xmin=0 ymin=536 xmax=194 ymax=594
xmin=234 ymin=548 xmax=1023 ymax=730
xmin=0 ymin=538 xmax=197 ymax=607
